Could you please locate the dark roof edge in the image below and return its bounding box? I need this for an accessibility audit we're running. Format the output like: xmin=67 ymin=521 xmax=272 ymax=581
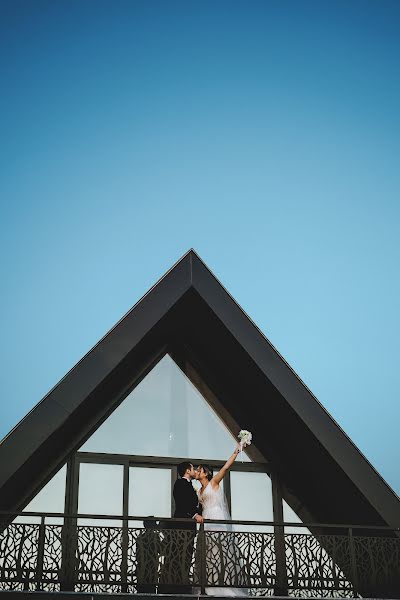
xmin=189 ymin=251 xmax=400 ymax=527
xmin=0 ymin=251 xmax=194 ymax=488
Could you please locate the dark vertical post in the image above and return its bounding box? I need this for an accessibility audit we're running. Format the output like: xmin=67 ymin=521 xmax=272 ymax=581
xmin=224 ymin=472 xmax=232 ymax=516
xmin=199 ymin=521 xmax=206 ymax=595
xmin=171 ymin=466 xmax=177 ymax=516
xmin=35 ymin=515 xmax=46 ymax=590
xmin=121 ymin=461 xmax=129 ymax=593
xmin=61 ymin=455 xmax=79 ymax=591
xmin=271 ymin=471 xmax=288 ymax=596
xmin=348 ymin=528 xmax=358 ymax=596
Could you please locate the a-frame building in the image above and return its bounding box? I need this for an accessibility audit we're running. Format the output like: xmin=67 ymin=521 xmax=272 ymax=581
xmin=0 ymin=250 xmax=399 ymax=598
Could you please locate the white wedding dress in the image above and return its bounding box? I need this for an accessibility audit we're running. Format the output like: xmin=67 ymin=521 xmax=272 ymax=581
xmin=199 ymin=483 xmax=248 ymax=596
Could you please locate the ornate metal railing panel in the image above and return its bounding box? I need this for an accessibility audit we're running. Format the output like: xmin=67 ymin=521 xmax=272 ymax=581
xmin=205 ymin=530 xmax=276 ymax=592
xmin=75 ymin=526 xmax=123 ymax=593
xmin=285 ymin=534 xmax=354 ymax=597
xmin=0 ymin=522 xmax=62 ymax=592
xmin=0 ymin=523 xmax=39 ymax=591
xmin=38 ymin=524 xmax=62 ymax=591
xmin=353 ymin=535 xmax=400 ymax=598
xmin=0 ymin=514 xmax=399 ymax=597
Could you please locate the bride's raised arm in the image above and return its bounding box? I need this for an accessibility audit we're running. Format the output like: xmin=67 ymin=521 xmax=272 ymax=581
xmin=212 ymin=443 xmax=241 ymax=486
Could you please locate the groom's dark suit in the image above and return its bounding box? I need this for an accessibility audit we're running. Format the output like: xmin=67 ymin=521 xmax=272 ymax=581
xmin=159 ymin=477 xmax=201 ymax=593
xmin=173 ymin=476 xmax=201 ymax=526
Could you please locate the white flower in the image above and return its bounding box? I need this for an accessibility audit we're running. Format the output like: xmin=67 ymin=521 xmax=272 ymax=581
xmin=238 ymin=430 xmax=252 ymax=447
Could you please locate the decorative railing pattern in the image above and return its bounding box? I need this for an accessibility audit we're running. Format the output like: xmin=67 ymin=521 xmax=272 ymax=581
xmin=0 ymin=523 xmax=39 ymax=591
xmin=76 ymin=526 xmax=123 ymax=593
xmin=0 ymin=522 xmax=63 ymax=592
xmin=204 ymin=530 xmax=276 ymax=591
xmin=285 ymin=534 xmax=354 ymax=598
xmin=353 ymin=535 xmax=400 ymax=597
xmin=0 ymin=513 xmax=399 ymax=597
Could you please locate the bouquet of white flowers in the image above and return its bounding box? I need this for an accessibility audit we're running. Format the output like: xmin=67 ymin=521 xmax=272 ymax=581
xmin=238 ymin=430 xmax=252 ymax=461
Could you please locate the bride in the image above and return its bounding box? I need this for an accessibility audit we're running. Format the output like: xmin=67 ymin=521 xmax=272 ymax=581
xmin=196 ymin=443 xmax=248 ymax=596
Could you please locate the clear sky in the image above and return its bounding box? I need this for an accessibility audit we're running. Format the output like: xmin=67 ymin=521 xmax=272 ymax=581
xmin=1 ymin=0 xmax=399 ymax=494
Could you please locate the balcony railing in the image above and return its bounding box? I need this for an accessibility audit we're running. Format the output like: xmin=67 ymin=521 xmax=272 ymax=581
xmin=0 ymin=512 xmax=399 ymax=597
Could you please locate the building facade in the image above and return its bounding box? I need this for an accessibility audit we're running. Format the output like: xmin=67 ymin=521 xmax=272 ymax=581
xmin=0 ymin=251 xmax=399 ymax=598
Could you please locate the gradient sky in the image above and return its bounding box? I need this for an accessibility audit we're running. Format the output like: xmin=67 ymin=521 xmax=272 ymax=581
xmin=1 ymin=0 xmax=399 ymax=494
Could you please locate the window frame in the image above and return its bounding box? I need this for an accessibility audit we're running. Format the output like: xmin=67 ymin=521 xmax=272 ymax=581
xmin=66 ymin=451 xmax=273 ymax=522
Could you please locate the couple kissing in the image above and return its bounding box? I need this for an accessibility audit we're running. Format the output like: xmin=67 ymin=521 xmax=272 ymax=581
xmin=166 ymin=443 xmax=248 ymax=596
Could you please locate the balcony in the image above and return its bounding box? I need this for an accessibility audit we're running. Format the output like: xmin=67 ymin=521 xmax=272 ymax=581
xmin=0 ymin=512 xmax=399 ymax=598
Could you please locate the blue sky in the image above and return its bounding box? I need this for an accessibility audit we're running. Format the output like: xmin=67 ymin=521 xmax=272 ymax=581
xmin=0 ymin=0 xmax=399 ymax=493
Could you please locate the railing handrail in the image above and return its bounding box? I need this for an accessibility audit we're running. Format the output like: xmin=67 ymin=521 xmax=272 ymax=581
xmin=1 ymin=510 xmax=398 ymax=531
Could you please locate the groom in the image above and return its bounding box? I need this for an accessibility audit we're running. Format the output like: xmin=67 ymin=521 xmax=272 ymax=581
xmin=159 ymin=462 xmax=203 ymax=593
xmin=173 ymin=462 xmax=203 ymax=526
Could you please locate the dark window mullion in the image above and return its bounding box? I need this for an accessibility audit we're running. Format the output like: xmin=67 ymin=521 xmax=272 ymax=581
xmin=123 ymin=460 xmax=129 ymax=519
xmin=171 ymin=465 xmax=177 ymax=516
xmin=224 ymin=471 xmax=232 ymax=516
xmin=121 ymin=461 xmax=129 ymax=591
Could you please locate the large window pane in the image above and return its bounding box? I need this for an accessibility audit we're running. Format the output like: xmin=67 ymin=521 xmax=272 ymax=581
xmin=129 ymin=467 xmax=171 ymax=524
xmin=81 ymin=354 xmax=250 ymax=461
xmin=16 ymin=465 xmax=66 ymax=524
xmin=231 ymin=471 xmax=273 ymax=532
xmin=78 ymin=463 xmax=123 ymax=525
xmin=282 ymin=499 xmax=309 ymax=534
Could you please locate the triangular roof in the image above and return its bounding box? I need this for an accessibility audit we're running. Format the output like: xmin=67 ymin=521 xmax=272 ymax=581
xmin=1 ymin=250 xmax=399 ymax=529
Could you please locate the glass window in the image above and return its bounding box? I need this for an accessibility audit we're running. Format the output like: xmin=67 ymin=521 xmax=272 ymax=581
xmin=129 ymin=467 xmax=171 ymax=527
xmin=282 ymin=499 xmax=309 ymax=534
xmin=81 ymin=354 xmax=250 ymax=461
xmin=78 ymin=463 xmax=123 ymax=526
xmin=15 ymin=465 xmax=67 ymax=525
xmin=230 ymin=471 xmax=273 ymax=532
